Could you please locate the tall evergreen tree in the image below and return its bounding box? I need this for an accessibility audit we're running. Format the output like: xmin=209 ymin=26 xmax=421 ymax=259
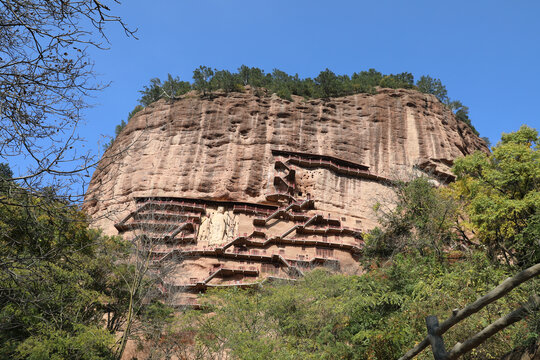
xmin=193 ymin=66 xmax=215 ymax=96
xmin=416 ymin=75 xmax=449 ymax=103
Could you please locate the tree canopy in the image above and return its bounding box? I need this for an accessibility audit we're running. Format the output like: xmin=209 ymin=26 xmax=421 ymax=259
xmin=0 ymin=176 xmax=124 ymax=358
xmin=366 ymin=176 xmax=459 ymax=257
xmin=135 ymin=65 xmax=480 ymax=135
xmin=416 ymin=75 xmax=449 ymax=103
xmin=452 ymin=125 xmax=540 ymax=268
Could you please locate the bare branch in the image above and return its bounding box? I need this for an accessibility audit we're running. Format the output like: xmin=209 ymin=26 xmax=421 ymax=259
xmin=0 ymin=0 xmax=136 ymax=190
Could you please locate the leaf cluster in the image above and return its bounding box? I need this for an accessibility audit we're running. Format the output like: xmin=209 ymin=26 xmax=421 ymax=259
xmin=0 ymin=173 xmax=134 ymax=359
xmin=451 ymin=125 xmax=540 ymax=268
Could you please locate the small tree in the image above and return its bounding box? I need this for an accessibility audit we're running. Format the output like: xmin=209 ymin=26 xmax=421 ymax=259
xmin=238 ymin=65 xmax=267 ymax=88
xmin=193 ymin=66 xmax=215 ymax=96
xmin=139 ymin=74 xmax=191 ymax=106
xmin=114 ymin=202 xmax=181 ymax=359
xmin=315 ymin=68 xmax=341 ymax=98
xmin=351 ymin=68 xmax=383 ymax=94
xmin=366 ymin=177 xmax=459 ymax=257
xmin=139 ymin=78 xmax=164 ymax=106
xmin=447 ymin=100 xmax=480 ymax=135
xmin=379 ymin=72 xmax=415 ymax=89
xmin=212 ymin=70 xmax=240 ymax=93
xmin=103 ymin=105 xmax=143 ymax=150
xmin=416 ymin=75 xmax=449 ymax=103
xmin=161 ymin=74 xmax=191 ymax=98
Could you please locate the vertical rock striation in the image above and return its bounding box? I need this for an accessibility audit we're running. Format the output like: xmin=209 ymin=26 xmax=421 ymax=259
xmin=86 ymin=87 xmax=486 ymax=233
xmin=84 ymin=87 xmax=488 ymax=306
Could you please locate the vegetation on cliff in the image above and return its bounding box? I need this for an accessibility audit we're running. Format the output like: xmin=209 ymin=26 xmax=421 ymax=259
xmin=106 ymin=67 xmax=483 ymax=150
xmin=159 ymin=254 xmax=535 ymax=360
xmin=452 ymin=125 xmax=540 ymax=269
xmin=139 ymin=126 xmax=540 ymax=359
xmin=133 ymin=66 xmax=479 ymax=134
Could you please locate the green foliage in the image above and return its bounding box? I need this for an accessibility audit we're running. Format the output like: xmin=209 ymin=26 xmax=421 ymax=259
xmin=161 ymin=74 xmax=191 ymax=98
xmin=133 ymin=67 xmax=478 ymax=134
xmin=413 ymin=75 xmax=479 ymax=136
xmin=115 ymin=120 xmax=127 ymax=138
xmin=379 ymin=72 xmax=415 ymax=89
xmin=416 ymin=75 xmax=449 ymax=103
xmin=0 ymin=185 xmax=129 ymax=358
xmin=452 ymin=125 xmax=540 ymax=268
xmin=0 ymin=163 xmax=13 ymax=179
xmin=128 ymin=65 xmax=480 ymax=145
xmin=139 ymin=78 xmax=162 ymax=107
xmin=0 ymin=179 xmax=174 ymax=358
xmin=314 ymin=68 xmax=343 ymax=98
xmin=170 ymin=253 xmax=534 ymax=359
xmin=351 ymin=69 xmax=382 ymax=94
xmin=212 ymin=69 xmax=242 ymax=94
xmin=139 ymin=74 xmax=191 ymax=106
xmin=238 ymin=65 xmax=266 ymax=87
xmin=192 ymin=65 xmax=215 ymax=96
xmin=103 ymin=104 xmax=142 ymax=150
xmin=135 ymin=66 xmax=458 ymax=106
xmin=366 ymin=177 xmax=459 ymax=257
xmin=14 ymin=325 xmax=115 ymax=360
xmin=448 ymin=100 xmax=479 ymax=135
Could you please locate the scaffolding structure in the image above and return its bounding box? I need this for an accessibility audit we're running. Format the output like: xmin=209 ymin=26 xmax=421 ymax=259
xmin=115 ymin=150 xmax=386 ymax=308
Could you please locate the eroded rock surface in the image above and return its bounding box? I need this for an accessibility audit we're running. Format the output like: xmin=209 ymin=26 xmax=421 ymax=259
xmin=85 ymin=87 xmax=487 ymax=234
xmin=85 ymin=87 xmax=488 ymax=308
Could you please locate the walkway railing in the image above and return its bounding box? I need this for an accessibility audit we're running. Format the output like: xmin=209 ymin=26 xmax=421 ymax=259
xmin=398 ymin=263 xmax=540 ymax=360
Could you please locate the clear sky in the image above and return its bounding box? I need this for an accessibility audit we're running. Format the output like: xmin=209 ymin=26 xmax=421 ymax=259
xmin=85 ymin=0 xmax=539 ymax=153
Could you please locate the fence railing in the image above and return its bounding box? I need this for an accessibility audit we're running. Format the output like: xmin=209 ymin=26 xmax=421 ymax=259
xmin=398 ymin=262 xmax=540 ymax=360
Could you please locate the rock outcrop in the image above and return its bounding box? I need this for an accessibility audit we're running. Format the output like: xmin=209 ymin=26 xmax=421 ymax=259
xmin=85 ymin=87 xmax=488 ymax=306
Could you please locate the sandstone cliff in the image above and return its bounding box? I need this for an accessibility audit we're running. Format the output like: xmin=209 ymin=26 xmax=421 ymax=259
xmin=85 ymin=87 xmax=488 ymax=235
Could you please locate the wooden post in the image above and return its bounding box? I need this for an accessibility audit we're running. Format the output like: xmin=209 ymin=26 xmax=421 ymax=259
xmin=398 ymin=262 xmax=540 ymax=360
xmin=426 ymin=316 xmax=448 ymax=360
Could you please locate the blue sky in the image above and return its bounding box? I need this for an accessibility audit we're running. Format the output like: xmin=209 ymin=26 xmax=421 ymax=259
xmin=85 ymin=0 xmax=539 ymax=152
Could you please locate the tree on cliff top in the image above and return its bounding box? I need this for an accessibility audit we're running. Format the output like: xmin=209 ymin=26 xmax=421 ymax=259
xmin=139 ymin=75 xmax=191 ymax=106
xmin=193 ymin=66 xmax=215 ymax=96
xmin=315 ymin=68 xmax=343 ymax=98
xmin=416 ymin=75 xmax=449 ymax=103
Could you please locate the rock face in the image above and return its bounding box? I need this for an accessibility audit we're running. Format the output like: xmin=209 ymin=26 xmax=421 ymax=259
xmin=85 ymin=88 xmax=488 ymax=306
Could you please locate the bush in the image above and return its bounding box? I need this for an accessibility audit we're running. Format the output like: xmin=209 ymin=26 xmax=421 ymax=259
xmin=366 ymin=176 xmax=459 ymax=257
xmin=167 ymin=252 xmax=535 ymax=360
